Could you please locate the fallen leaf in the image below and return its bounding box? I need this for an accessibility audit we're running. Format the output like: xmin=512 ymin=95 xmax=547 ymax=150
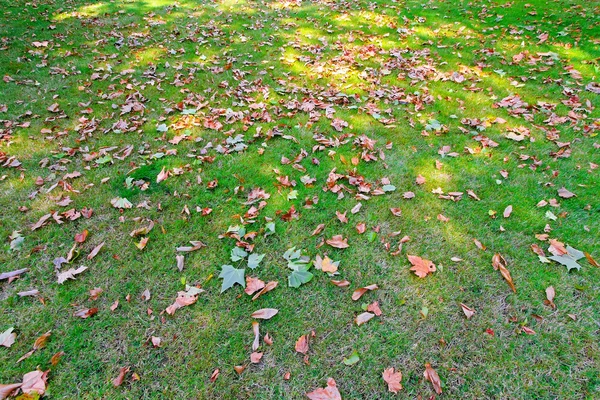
xmin=151 ymin=336 xmax=161 ymax=348
xmin=557 ymin=187 xmax=575 ymax=198
xmin=17 ymin=331 xmax=51 ymax=363
xmin=165 ymin=286 xmax=203 ymax=315
xmin=251 ymin=308 xmax=279 ymax=320
xmin=252 ymin=281 xmax=278 ymax=301
xmin=355 ymin=312 xmax=375 ymax=325
xmin=492 ymin=253 xmax=516 ymax=292
xmin=245 ymin=277 xmax=266 ymax=295
xmin=367 ymin=301 xmax=382 ymax=316
xmin=112 ymin=366 xmax=130 ymax=387
xmin=326 ymin=235 xmax=349 ymax=249
xmin=50 ymin=351 xmax=64 ymax=366
xmin=306 ymin=378 xmax=342 ymax=400
xmin=407 ymin=255 xmax=436 ymax=278
xmin=57 ymin=265 xmax=88 ymax=284
xmin=21 ymin=369 xmax=49 ymax=395
xmin=74 ymin=229 xmax=89 ymax=243
xmin=503 ymin=205 xmax=513 ymax=218
xmin=544 ymin=286 xmax=556 ymax=309
xmin=383 ymin=367 xmax=403 ymax=393
xmin=87 ymin=242 xmax=105 ymax=260
xmin=74 ymin=308 xmax=98 ymax=319
xmin=311 ymin=224 xmax=325 ymax=236
xmin=252 ymin=321 xmax=260 ymax=351
xmin=295 ymin=334 xmax=309 ymax=354
xmin=250 ymin=352 xmax=263 ymax=363
xmin=460 ymin=303 xmax=475 ymax=319
xmin=0 ymin=383 xmax=22 ymax=399
xmin=330 ymin=279 xmax=350 ymax=287
xmin=0 ymin=328 xmax=16 ymax=348
xmin=351 ymin=284 xmax=378 ymax=300
xmin=424 ymin=363 xmax=442 ymax=394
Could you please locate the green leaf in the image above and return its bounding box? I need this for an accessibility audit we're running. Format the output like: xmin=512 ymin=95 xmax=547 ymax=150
xmin=219 ymin=265 xmax=245 ymax=292
xmin=156 ymin=123 xmax=168 ymax=132
xmin=367 ymin=231 xmax=377 ymax=243
xmin=248 ymin=253 xmax=265 ymax=269
xmin=264 ymin=222 xmax=275 ymax=237
xmin=342 ymin=350 xmax=360 ymax=366
xmin=288 ymin=268 xmax=313 ymax=288
xmin=382 ymin=185 xmax=396 ymax=192
xmin=283 ymin=247 xmax=301 ymax=261
xmin=230 ymin=247 xmax=248 ymax=262
xmin=287 ymin=190 xmax=298 ymax=201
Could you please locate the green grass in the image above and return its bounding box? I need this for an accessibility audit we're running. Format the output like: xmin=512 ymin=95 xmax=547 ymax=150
xmin=0 ymin=0 xmax=599 ymax=398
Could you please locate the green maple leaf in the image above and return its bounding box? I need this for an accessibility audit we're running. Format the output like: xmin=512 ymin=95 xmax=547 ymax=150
xmin=288 ymin=268 xmax=313 ymax=288
xmin=219 ymin=265 xmax=245 ymax=293
xmin=230 ymin=247 xmax=248 ymax=262
xmin=248 ymin=253 xmax=265 ymax=269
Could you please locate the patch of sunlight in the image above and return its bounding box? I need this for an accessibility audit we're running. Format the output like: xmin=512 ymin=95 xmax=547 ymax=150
xmin=133 ymin=47 xmax=167 ymax=66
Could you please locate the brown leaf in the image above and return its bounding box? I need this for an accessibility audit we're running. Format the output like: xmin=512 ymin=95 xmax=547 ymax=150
xmin=209 ymin=368 xmax=219 ymax=382
xmin=264 ymin=333 xmax=273 ymax=345
xmin=503 ymin=205 xmax=513 ymax=218
xmin=50 ymin=351 xmax=64 ymax=366
xmin=87 ymin=241 xmax=105 ymax=260
xmin=557 ymin=187 xmax=575 ymax=198
xmin=383 ymin=367 xmax=403 ymax=393
xmin=165 ymin=288 xmax=202 ymax=315
xmin=407 ymin=255 xmax=436 ymax=278
xmin=74 ymin=307 xmax=98 ymax=319
xmin=351 ymin=284 xmax=378 ymax=300
xmin=252 ymin=281 xmax=278 ymax=301
xmin=250 ymin=352 xmax=263 ymax=364
xmin=492 ymin=253 xmax=516 ymax=293
xmin=17 ymin=331 xmax=51 ymax=363
xmin=311 ymin=224 xmax=325 ymax=236
xmin=245 ymin=277 xmax=265 ymax=295
xmin=367 ymin=301 xmax=382 ymax=316
xmin=141 ymin=289 xmax=151 ymax=301
xmin=110 ymin=300 xmax=119 ymax=311
xmin=89 ymin=287 xmax=103 ymax=300
xmin=57 ymin=266 xmax=87 ymax=284
xmin=460 ymin=303 xmax=476 ymax=319
xmin=544 ymin=286 xmax=556 ymax=309
xmin=234 ymin=365 xmax=245 ymax=375
xmin=473 ymin=238 xmax=486 ymax=251
xmin=21 ymin=369 xmax=49 ymax=396
xmin=0 ymin=383 xmax=22 ymax=399
xmin=251 ymin=308 xmax=279 ymax=320
xmin=585 ymin=252 xmax=599 ymax=267
xmin=355 ymin=312 xmax=375 ymax=326
xmin=424 ymin=363 xmax=442 ymax=394
xmin=295 ymin=334 xmax=309 ymax=354
xmin=415 ymin=175 xmax=426 ymax=185
xmin=0 ymin=328 xmax=16 ymax=348
xmin=151 ymin=336 xmax=161 ymax=348
xmin=355 ymin=223 xmax=366 ymax=234
xmin=176 ymin=255 xmax=185 ymax=271
xmin=335 ymin=210 xmax=348 ymax=223
xmin=306 ymin=378 xmax=342 ymax=400
xmin=74 ymin=229 xmax=89 ymax=243
xmin=252 ymin=321 xmax=260 ymax=351
xmin=325 ymin=235 xmax=349 ymax=249
xmin=548 ymin=239 xmax=567 ymax=256
xmin=112 ymin=366 xmax=130 ymax=387
xmin=390 ymin=208 xmax=402 ymax=217
xmin=330 ymin=279 xmax=350 ymax=287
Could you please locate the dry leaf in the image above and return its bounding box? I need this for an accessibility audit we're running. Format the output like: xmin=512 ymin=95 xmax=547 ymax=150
xmin=0 ymin=383 xmax=22 ymax=399
xmin=356 ymin=223 xmax=366 ymax=234
xmin=295 ymin=334 xmax=309 ymax=354
xmin=330 ymin=279 xmax=350 ymax=287
xmin=209 ymin=369 xmax=219 ymax=382
xmin=112 ymin=366 xmax=130 ymax=387
xmin=251 ymin=308 xmax=279 ymax=320
xmin=424 ymin=363 xmax=442 ymax=394
xmin=87 ymin=242 xmax=105 ymax=260
xmin=351 ymin=284 xmax=378 ymax=301
xmin=252 ymin=321 xmax=260 ymax=351
xmin=74 ymin=229 xmax=88 ymax=243
xmin=245 ymin=276 xmax=265 ymax=295
xmin=355 ymin=312 xmax=375 ymax=326
xmin=250 ymin=352 xmax=263 ymax=363
xmin=492 ymin=253 xmax=516 ymax=293
xmin=21 ymin=369 xmax=49 ymax=396
xmin=383 ymin=367 xmax=402 ymax=393
xmin=0 ymin=328 xmax=16 ymax=348
xmin=367 ymin=301 xmax=382 ymax=316
xmin=557 ymin=187 xmax=575 ymax=198
xmin=460 ymin=303 xmax=475 ymax=319
xmin=311 ymin=224 xmax=325 ymax=236
xmin=252 ymin=281 xmax=278 ymax=301
xmin=407 ymin=255 xmax=436 ymax=278
xmin=544 ymin=286 xmax=556 ymax=309
xmin=17 ymin=331 xmax=51 ymax=363
xmin=306 ymin=378 xmax=342 ymax=400
xmin=151 ymin=336 xmax=161 ymax=348
xmin=165 ymin=287 xmax=203 ymax=315
xmin=326 ymin=235 xmax=349 ymax=249
xmin=74 ymin=308 xmax=98 ymax=319
xmin=57 ymin=266 xmax=88 ymax=284
xmin=50 ymin=351 xmax=64 ymax=366
xmin=503 ymin=205 xmax=513 ymax=218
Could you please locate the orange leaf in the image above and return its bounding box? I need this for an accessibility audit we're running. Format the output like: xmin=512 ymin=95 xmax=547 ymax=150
xmin=245 ymin=276 xmax=265 ymax=295
xmin=492 ymin=253 xmax=516 ymax=293
xmin=112 ymin=367 xmax=130 ymax=387
xmin=306 ymin=378 xmax=342 ymax=400
xmin=325 ymin=235 xmax=349 ymax=249
xmin=382 ymin=367 xmax=402 ymax=393
xmin=424 ymin=363 xmax=442 ymax=394
xmin=407 ymin=255 xmax=436 ymax=278
xmin=351 ymin=284 xmax=378 ymax=300
xmin=295 ymin=334 xmax=309 ymax=354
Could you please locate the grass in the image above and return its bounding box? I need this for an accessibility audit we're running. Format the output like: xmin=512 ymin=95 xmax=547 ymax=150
xmin=0 ymin=0 xmax=599 ymax=398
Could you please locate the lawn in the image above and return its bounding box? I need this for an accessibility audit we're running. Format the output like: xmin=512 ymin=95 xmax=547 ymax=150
xmin=0 ymin=0 xmax=599 ymax=398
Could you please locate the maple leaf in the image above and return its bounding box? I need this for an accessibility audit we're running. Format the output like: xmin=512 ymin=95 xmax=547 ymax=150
xmin=407 ymin=255 xmax=436 ymax=278
xmin=219 ymin=265 xmax=245 ymax=292
xmin=325 ymin=235 xmax=349 ymax=249
xmin=165 ymin=286 xmax=203 ymax=315
xmin=245 ymin=276 xmax=265 ymax=295
xmin=21 ymin=369 xmax=49 ymax=396
xmin=57 ymin=266 xmax=88 ymax=284
xmin=306 ymin=378 xmax=342 ymax=400
xmin=383 ymin=367 xmax=402 ymax=393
